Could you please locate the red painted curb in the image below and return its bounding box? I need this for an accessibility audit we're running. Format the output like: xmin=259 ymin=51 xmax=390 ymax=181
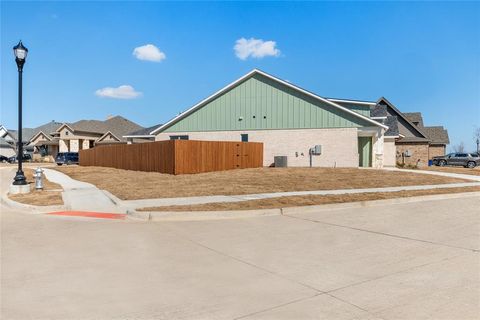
xmin=47 ymin=211 xmax=126 ymax=220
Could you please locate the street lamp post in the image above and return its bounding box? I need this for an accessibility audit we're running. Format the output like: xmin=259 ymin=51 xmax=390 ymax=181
xmin=12 ymin=40 xmax=28 ymax=186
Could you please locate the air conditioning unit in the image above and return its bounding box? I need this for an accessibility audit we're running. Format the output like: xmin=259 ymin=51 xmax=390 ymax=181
xmin=274 ymin=156 xmax=288 ymax=167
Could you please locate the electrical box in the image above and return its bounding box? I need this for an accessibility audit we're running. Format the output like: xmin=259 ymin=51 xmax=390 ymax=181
xmin=404 ymin=150 xmax=412 ymax=157
xmin=274 ymin=156 xmax=288 ymax=167
xmin=311 ymin=145 xmax=322 ymax=155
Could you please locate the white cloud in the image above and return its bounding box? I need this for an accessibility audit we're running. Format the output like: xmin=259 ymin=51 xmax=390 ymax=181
xmin=234 ymin=37 xmax=281 ymax=60
xmin=95 ymin=85 xmax=142 ymax=99
xmin=133 ymin=44 xmax=166 ymax=62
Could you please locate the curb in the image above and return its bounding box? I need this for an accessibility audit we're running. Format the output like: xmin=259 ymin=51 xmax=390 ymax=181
xmin=127 ymin=191 xmax=480 ymax=222
xmin=126 ymin=208 xmax=281 ymax=222
xmin=1 ymin=193 xmax=66 ymax=214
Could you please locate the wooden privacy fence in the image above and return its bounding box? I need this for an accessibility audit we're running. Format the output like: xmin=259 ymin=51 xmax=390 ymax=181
xmin=79 ymin=140 xmax=263 ymax=175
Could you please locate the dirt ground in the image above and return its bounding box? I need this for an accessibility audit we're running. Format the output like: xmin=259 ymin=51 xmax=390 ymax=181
xmin=422 ymin=166 xmax=480 ymax=176
xmin=55 ymin=166 xmax=469 ymax=200
xmin=138 ymin=187 xmax=480 ymax=211
xmin=8 ymin=169 xmax=63 ymax=206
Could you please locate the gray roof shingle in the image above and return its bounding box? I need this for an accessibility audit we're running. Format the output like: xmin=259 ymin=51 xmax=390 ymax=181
xmin=9 ymin=121 xmax=63 ymax=142
xmin=125 ymin=124 xmax=162 ymax=137
xmin=70 ymin=116 xmax=143 ymax=141
xmin=384 ymin=116 xmax=399 ymax=136
xmin=403 ymin=112 xmax=424 ymax=128
xmin=370 ymin=103 xmax=388 ymax=118
xmin=423 ymin=126 xmax=449 ymax=144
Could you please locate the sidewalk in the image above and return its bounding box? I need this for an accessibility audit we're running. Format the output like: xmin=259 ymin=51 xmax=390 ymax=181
xmin=43 ymin=169 xmax=124 ymax=213
xmin=381 ymin=167 xmax=480 ymax=182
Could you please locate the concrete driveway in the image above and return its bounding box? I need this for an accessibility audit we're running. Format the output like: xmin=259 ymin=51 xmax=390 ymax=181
xmin=1 ymin=194 xmax=479 ymax=319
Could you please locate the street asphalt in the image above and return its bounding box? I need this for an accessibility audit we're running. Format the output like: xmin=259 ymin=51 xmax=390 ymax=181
xmin=1 ymin=190 xmax=479 ymax=319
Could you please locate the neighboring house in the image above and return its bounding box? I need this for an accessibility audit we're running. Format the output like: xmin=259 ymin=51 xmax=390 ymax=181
xmin=403 ymin=112 xmax=449 ymax=160
xmin=123 ymin=124 xmax=161 ymax=144
xmin=373 ymin=98 xmax=431 ymax=166
xmin=0 ymin=125 xmax=16 ymax=157
xmin=2 ymin=121 xmax=64 ymax=159
xmin=369 ymin=99 xmax=449 ymax=167
xmin=22 ymin=121 xmax=64 ymax=159
xmin=57 ymin=116 xmax=143 ymax=152
xmin=149 ymin=69 xmax=389 ymax=168
xmin=2 ymin=116 xmax=143 ymax=161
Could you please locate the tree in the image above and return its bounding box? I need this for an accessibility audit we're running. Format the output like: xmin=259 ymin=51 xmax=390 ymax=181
xmin=453 ymin=142 xmax=465 ymax=153
xmin=474 ymin=126 xmax=480 ymax=153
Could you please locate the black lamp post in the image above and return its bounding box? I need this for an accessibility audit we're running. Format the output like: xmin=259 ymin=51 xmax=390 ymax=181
xmin=12 ymin=40 xmax=28 ymax=186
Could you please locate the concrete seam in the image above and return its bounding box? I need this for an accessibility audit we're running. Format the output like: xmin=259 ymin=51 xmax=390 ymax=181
xmin=233 ymin=292 xmax=323 ymax=320
xmin=167 ymin=226 xmax=323 ymax=294
xmin=325 ymin=253 xmax=469 ymax=295
xmin=283 ymin=214 xmax=479 ymax=253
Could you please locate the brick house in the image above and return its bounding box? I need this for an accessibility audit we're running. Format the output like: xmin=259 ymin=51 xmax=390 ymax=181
xmin=372 ymin=99 xmax=449 ymax=167
xmin=56 ymin=116 xmax=143 ymax=153
xmin=404 ymin=113 xmax=450 ymax=160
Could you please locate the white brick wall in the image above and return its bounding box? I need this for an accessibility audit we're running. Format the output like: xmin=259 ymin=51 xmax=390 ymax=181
xmin=156 ymin=128 xmax=361 ymax=167
xmin=59 ymin=140 xmax=68 ymax=152
xmin=383 ymin=138 xmax=397 ymax=167
xmin=70 ymin=139 xmax=79 ymax=152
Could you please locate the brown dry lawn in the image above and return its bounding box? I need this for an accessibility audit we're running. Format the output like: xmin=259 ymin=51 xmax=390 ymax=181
xmin=422 ymin=166 xmax=480 ymax=176
xmin=55 ymin=166 xmax=470 ymax=200
xmin=139 ymin=186 xmax=480 ymax=212
xmin=9 ymin=169 xmax=63 ymax=206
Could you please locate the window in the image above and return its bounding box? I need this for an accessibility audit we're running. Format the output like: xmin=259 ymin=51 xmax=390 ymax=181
xmin=455 ymin=153 xmax=468 ymax=158
xmin=170 ymin=135 xmax=189 ymax=140
xmin=241 ymin=134 xmax=248 ymax=142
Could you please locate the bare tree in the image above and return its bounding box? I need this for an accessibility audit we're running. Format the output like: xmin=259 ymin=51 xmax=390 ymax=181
xmin=474 ymin=126 xmax=480 ymax=153
xmin=453 ymin=142 xmax=465 ymax=153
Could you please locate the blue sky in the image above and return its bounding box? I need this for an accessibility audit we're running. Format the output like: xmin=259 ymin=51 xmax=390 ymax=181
xmin=1 ymin=1 xmax=479 ymax=151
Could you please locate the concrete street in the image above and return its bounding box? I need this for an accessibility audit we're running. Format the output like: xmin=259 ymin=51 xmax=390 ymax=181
xmin=1 ymin=191 xmax=479 ymax=319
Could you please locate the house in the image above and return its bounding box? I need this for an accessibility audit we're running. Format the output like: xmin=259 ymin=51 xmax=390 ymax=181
xmin=372 ymin=100 xmax=449 ymax=167
xmin=2 ymin=116 xmax=143 ymax=161
xmin=149 ymin=69 xmax=389 ymax=168
xmin=0 ymin=125 xmax=16 ymax=157
xmin=56 ymin=116 xmax=143 ymax=152
xmin=1 ymin=121 xmax=64 ymax=159
xmin=124 ymin=124 xmax=161 ymax=144
xmin=403 ymin=113 xmax=449 ymax=159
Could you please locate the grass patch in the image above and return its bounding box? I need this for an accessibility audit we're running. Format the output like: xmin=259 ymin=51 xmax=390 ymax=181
xmin=8 ymin=169 xmax=63 ymax=206
xmin=138 ymin=186 xmax=480 ymax=212
xmin=55 ymin=166 xmax=470 ymax=200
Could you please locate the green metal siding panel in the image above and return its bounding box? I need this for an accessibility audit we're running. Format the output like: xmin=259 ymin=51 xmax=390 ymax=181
xmin=333 ymin=102 xmax=371 ymax=117
xmin=164 ymin=74 xmax=373 ymax=132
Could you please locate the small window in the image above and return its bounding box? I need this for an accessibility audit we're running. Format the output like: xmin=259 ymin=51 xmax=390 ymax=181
xmin=170 ymin=135 xmax=189 ymax=140
xmin=241 ymin=134 xmax=248 ymax=142
xmin=456 ymin=153 xmax=468 ymax=158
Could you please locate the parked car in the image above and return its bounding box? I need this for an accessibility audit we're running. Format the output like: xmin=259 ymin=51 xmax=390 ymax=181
xmin=7 ymin=153 xmax=32 ymax=164
xmin=0 ymin=155 xmax=8 ymax=163
xmin=432 ymin=153 xmax=480 ymax=168
xmin=55 ymin=152 xmax=79 ymax=165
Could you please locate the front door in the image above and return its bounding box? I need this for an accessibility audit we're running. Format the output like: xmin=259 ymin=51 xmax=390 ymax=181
xmin=358 ymin=137 xmax=372 ymax=167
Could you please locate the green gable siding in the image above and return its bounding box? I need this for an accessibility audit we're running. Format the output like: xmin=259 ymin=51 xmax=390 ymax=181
xmin=331 ymin=102 xmax=371 ymax=118
xmin=164 ymin=74 xmax=373 ymax=133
